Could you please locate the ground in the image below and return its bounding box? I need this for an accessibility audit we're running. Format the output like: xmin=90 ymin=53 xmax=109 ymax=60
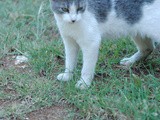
xmin=0 ymin=0 xmax=160 ymax=120
xmin=0 ymin=55 xmax=70 ymax=120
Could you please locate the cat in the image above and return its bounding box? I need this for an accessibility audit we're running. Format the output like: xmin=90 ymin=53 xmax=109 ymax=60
xmin=51 ymin=0 xmax=160 ymax=89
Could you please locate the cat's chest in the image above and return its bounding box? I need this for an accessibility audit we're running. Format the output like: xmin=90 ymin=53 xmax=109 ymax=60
xmin=59 ymin=23 xmax=84 ymax=37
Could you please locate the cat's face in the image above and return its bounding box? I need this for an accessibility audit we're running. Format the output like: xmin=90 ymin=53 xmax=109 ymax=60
xmin=51 ymin=0 xmax=87 ymax=23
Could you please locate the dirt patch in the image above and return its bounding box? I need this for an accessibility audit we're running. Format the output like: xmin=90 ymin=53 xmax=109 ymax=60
xmin=0 ymin=100 xmax=6 ymax=106
xmin=0 ymin=55 xmax=30 ymax=73
xmin=27 ymin=106 xmax=70 ymax=120
xmin=0 ymin=98 xmax=74 ymax=120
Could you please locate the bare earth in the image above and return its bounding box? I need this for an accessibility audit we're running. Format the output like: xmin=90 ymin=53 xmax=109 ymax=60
xmin=27 ymin=106 xmax=68 ymax=120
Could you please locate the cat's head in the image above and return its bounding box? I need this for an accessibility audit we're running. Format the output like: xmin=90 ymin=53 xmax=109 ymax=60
xmin=51 ymin=0 xmax=87 ymax=23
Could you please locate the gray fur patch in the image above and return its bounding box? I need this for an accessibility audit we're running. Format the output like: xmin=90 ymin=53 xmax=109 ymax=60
xmin=115 ymin=0 xmax=155 ymax=24
xmin=88 ymin=0 xmax=112 ymax=23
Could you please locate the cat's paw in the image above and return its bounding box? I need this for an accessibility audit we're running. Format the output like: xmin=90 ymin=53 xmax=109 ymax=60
xmin=120 ymin=57 xmax=134 ymax=66
xmin=57 ymin=73 xmax=73 ymax=81
xmin=75 ymin=80 xmax=91 ymax=90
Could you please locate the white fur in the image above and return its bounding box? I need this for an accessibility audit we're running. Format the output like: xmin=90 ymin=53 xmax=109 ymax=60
xmin=54 ymin=0 xmax=160 ymax=89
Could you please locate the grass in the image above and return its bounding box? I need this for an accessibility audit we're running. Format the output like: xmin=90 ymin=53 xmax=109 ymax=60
xmin=0 ymin=0 xmax=160 ymax=119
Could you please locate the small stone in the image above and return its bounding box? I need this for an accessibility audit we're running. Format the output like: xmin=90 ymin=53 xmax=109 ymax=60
xmin=15 ymin=56 xmax=28 ymax=65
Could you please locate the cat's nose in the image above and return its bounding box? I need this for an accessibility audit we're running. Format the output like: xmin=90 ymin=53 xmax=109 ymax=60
xmin=71 ymin=20 xmax=76 ymax=23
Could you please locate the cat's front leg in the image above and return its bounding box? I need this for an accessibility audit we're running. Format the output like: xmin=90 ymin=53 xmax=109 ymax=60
xmin=75 ymin=41 xmax=101 ymax=89
xmin=57 ymin=37 xmax=79 ymax=81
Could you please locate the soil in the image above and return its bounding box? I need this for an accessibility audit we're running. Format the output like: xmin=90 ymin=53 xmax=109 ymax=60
xmin=27 ymin=106 xmax=69 ymax=120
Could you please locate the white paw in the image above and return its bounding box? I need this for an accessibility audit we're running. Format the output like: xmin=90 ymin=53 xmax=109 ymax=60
xmin=57 ymin=73 xmax=73 ymax=81
xmin=75 ymin=80 xmax=91 ymax=90
xmin=120 ymin=57 xmax=134 ymax=66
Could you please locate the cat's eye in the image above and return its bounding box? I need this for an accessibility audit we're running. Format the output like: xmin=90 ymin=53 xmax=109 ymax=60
xmin=61 ymin=8 xmax=69 ymax=13
xmin=77 ymin=7 xmax=84 ymax=12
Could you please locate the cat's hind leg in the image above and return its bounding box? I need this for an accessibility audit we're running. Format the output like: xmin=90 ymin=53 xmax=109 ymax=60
xmin=120 ymin=35 xmax=155 ymax=66
xmin=57 ymin=36 xmax=79 ymax=81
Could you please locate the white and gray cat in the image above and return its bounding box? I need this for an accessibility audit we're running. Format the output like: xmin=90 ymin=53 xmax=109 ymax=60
xmin=51 ymin=0 xmax=160 ymax=89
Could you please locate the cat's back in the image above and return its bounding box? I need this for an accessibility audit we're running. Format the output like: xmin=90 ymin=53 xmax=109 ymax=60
xmin=88 ymin=0 xmax=160 ymax=38
xmin=88 ymin=0 xmax=112 ymax=23
xmin=88 ymin=0 xmax=158 ymax=24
